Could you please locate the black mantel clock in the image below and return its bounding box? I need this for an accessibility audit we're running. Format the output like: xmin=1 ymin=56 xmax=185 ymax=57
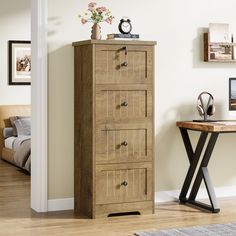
xmin=118 ymin=17 xmax=132 ymax=34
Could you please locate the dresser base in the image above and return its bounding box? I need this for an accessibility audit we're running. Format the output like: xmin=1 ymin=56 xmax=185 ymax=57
xmin=94 ymin=201 xmax=154 ymax=218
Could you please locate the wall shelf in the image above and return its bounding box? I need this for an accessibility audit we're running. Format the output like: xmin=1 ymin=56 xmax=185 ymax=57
xmin=204 ymin=33 xmax=236 ymax=62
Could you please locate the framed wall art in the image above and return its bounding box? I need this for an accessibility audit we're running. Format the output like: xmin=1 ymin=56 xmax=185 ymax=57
xmin=8 ymin=40 xmax=31 ymax=85
xmin=229 ymin=78 xmax=236 ymax=110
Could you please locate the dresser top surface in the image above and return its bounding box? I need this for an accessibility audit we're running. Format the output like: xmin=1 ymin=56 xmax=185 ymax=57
xmin=72 ymin=39 xmax=157 ymax=46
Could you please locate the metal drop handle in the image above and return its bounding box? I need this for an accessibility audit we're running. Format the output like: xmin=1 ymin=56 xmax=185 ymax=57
xmin=121 ymin=101 xmax=128 ymax=107
xmin=122 ymin=46 xmax=128 ymax=55
xmin=121 ymin=62 xmax=128 ymax=67
xmin=121 ymin=141 xmax=128 ymax=146
xmin=121 ymin=181 xmax=128 ymax=186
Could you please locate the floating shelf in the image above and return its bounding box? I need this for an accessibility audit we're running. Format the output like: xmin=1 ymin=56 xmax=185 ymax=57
xmin=204 ymin=33 xmax=236 ymax=62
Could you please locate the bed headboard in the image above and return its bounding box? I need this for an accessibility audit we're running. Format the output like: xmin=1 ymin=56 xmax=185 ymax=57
xmin=0 ymin=105 xmax=31 ymax=152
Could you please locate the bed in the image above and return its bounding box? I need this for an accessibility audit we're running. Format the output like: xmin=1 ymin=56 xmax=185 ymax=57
xmin=0 ymin=105 xmax=31 ymax=172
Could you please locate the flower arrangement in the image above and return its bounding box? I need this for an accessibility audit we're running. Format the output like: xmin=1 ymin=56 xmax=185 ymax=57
xmin=78 ymin=2 xmax=114 ymax=25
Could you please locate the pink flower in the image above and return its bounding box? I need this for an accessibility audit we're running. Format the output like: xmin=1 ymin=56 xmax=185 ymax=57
xmin=88 ymin=2 xmax=96 ymax=11
xmin=105 ymin=17 xmax=112 ymax=24
xmin=81 ymin=18 xmax=87 ymax=24
xmin=96 ymin=6 xmax=107 ymax=14
xmin=88 ymin=2 xmax=96 ymax=8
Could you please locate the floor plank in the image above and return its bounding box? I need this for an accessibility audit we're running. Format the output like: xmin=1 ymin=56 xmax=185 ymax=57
xmin=0 ymin=160 xmax=236 ymax=235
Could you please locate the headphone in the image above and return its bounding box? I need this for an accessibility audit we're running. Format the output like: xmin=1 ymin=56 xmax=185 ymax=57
xmin=197 ymin=92 xmax=215 ymax=120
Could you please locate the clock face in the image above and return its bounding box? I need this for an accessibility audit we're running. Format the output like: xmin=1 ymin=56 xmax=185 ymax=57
xmin=121 ymin=22 xmax=131 ymax=33
xmin=119 ymin=18 xmax=132 ymax=34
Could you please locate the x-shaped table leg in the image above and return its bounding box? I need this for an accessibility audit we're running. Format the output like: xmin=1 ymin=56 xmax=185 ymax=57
xmin=179 ymin=128 xmax=220 ymax=213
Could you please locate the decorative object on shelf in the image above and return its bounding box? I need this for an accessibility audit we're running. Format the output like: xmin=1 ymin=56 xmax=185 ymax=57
xmin=78 ymin=2 xmax=114 ymax=40
xmin=195 ymin=92 xmax=215 ymax=122
xmin=204 ymin=23 xmax=236 ymax=62
xmin=107 ymin=17 xmax=139 ymax=40
xmin=91 ymin=23 xmax=101 ymax=40
xmin=107 ymin=33 xmax=139 ymax=40
xmin=209 ymin=23 xmax=231 ymax=43
xmin=118 ymin=17 xmax=132 ymax=34
xmin=229 ymin=78 xmax=236 ymax=110
xmin=8 ymin=40 xmax=31 ymax=85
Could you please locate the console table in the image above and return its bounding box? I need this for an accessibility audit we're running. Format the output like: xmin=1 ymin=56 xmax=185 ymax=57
xmin=176 ymin=121 xmax=236 ymax=213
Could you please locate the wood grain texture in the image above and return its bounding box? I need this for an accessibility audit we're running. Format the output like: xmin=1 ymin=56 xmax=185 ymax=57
xmin=74 ymin=45 xmax=94 ymax=218
xmin=95 ymin=45 xmax=153 ymax=84
xmin=204 ymin=33 xmax=209 ymax=61
xmin=96 ymin=162 xmax=152 ymax=204
xmin=2 ymin=160 xmax=236 ymax=235
xmin=96 ymin=84 xmax=152 ymax=124
xmin=176 ymin=121 xmax=236 ymax=132
xmin=73 ymin=40 xmax=155 ymax=218
xmin=72 ymin=40 xmax=157 ymax=46
xmin=96 ymin=125 xmax=152 ymax=164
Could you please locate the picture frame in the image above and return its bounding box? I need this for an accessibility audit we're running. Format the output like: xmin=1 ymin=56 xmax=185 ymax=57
xmin=229 ymin=78 xmax=236 ymax=110
xmin=8 ymin=40 xmax=31 ymax=85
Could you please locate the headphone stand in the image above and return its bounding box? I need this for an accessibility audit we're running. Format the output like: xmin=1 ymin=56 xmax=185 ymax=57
xmin=192 ymin=119 xmax=219 ymax=122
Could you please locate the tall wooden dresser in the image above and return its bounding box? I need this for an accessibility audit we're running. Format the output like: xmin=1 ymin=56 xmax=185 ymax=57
xmin=73 ymin=40 xmax=156 ymax=218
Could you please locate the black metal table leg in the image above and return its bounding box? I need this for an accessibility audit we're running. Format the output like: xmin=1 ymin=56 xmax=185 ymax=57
xmin=179 ymin=129 xmax=220 ymax=213
xmin=179 ymin=129 xmax=208 ymax=202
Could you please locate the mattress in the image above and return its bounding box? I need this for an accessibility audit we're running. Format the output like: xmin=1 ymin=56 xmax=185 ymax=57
xmin=4 ymin=137 xmax=17 ymax=150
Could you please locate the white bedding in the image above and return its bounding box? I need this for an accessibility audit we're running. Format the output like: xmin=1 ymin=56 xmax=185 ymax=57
xmin=4 ymin=137 xmax=17 ymax=150
xmin=4 ymin=136 xmax=30 ymax=151
xmin=13 ymin=136 xmax=30 ymax=151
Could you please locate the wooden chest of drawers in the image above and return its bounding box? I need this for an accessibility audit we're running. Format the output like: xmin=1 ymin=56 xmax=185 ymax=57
xmin=73 ymin=40 xmax=156 ymax=218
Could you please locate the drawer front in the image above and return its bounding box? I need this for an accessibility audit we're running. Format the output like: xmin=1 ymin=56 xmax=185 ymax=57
xmin=96 ymin=163 xmax=152 ymax=204
xmin=96 ymin=85 xmax=152 ymax=123
xmin=96 ymin=124 xmax=152 ymax=164
xmin=95 ymin=45 xmax=153 ymax=84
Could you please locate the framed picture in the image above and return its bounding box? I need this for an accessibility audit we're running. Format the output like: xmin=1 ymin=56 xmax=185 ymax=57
xmin=229 ymin=78 xmax=236 ymax=110
xmin=8 ymin=40 xmax=31 ymax=85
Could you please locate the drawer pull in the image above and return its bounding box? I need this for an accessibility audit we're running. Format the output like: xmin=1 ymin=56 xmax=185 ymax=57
xmin=121 ymin=62 xmax=128 ymax=67
xmin=121 ymin=101 xmax=128 ymax=107
xmin=121 ymin=141 xmax=128 ymax=146
xmin=121 ymin=181 xmax=128 ymax=186
xmin=122 ymin=46 xmax=127 ymax=55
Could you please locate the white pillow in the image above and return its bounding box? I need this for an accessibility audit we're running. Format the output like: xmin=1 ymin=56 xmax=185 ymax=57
xmin=14 ymin=118 xmax=31 ymax=136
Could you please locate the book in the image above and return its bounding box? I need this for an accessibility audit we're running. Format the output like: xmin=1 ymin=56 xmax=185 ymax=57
xmin=107 ymin=33 xmax=140 ymax=40
xmin=209 ymin=44 xmax=233 ymax=60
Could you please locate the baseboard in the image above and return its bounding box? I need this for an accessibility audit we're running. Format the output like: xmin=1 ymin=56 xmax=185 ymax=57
xmin=47 ymin=186 xmax=236 ymax=211
xmin=155 ymin=185 xmax=236 ymax=203
xmin=48 ymin=198 xmax=74 ymax=211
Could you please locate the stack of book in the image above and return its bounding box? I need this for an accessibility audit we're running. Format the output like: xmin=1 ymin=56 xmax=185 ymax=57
xmin=107 ymin=33 xmax=139 ymax=40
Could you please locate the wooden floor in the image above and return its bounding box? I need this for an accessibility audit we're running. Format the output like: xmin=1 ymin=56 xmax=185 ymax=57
xmin=1 ymin=160 xmax=236 ymax=236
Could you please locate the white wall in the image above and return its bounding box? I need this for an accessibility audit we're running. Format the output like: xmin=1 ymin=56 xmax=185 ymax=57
xmin=48 ymin=0 xmax=236 ymax=200
xmin=0 ymin=0 xmax=31 ymax=105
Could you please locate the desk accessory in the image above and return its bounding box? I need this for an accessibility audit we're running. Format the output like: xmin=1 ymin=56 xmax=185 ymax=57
xmin=107 ymin=17 xmax=139 ymax=40
xmin=78 ymin=2 xmax=114 ymax=40
xmin=118 ymin=17 xmax=132 ymax=34
xmin=107 ymin=33 xmax=139 ymax=40
xmin=194 ymin=91 xmax=215 ymax=122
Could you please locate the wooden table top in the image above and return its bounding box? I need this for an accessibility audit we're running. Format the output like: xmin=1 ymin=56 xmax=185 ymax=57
xmin=176 ymin=121 xmax=236 ymax=132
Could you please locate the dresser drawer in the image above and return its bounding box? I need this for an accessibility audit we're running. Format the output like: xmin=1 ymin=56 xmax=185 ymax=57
xmin=96 ymin=163 xmax=152 ymax=204
xmin=96 ymin=84 xmax=153 ymax=123
xmin=96 ymin=123 xmax=152 ymax=164
xmin=95 ymin=45 xmax=153 ymax=84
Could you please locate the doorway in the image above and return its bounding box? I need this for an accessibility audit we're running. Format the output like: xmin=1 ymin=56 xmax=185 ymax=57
xmin=0 ymin=0 xmax=32 ymax=215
